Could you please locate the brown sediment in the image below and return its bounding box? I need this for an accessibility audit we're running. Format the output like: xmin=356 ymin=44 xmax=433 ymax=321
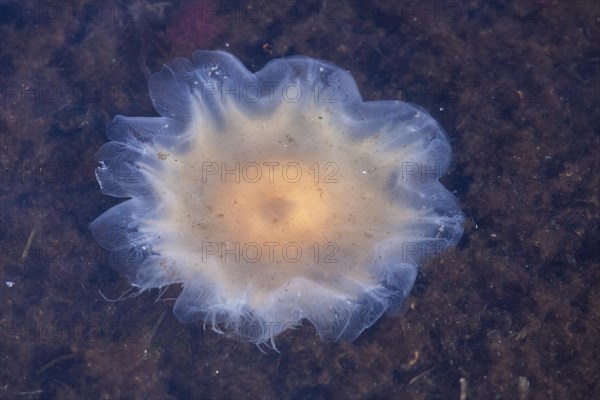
xmin=0 ymin=0 xmax=598 ymax=399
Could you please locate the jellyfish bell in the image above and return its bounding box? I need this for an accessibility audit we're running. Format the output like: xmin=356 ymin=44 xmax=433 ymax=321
xmin=90 ymin=50 xmax=464 ymax=345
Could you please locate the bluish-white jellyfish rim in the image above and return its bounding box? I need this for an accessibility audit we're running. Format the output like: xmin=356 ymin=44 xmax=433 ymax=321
xmin=90 ymin=50 xmax=464 ymax=345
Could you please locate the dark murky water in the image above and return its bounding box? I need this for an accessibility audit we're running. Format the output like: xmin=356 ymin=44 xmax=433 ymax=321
xmin=1 ymin=1 xmax=598 ymax=399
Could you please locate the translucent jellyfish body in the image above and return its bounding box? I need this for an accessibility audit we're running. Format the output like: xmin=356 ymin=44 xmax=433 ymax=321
xmin=90 ymin=51 xmax=464 ymax=345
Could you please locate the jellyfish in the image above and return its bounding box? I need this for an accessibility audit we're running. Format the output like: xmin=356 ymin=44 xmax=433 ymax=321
xmin=90 ymin=51 xmax=464 ymax=345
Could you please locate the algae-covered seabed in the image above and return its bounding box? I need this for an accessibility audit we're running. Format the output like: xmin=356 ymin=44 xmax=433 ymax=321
xmin=1 ymin=1 xmax=598 ymax=399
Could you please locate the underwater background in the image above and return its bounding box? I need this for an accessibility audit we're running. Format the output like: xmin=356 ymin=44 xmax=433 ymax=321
xmin=0 ymin=0 xmax=598 ymax=399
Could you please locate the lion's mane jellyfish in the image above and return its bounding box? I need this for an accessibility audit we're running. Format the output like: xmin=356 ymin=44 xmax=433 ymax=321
xmin=90 ymin=51 xmax=464 ymax=345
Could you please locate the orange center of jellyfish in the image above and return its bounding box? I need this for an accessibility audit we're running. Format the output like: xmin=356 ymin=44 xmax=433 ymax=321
xmin=211 ymin=168 xmax=332 ymax=246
